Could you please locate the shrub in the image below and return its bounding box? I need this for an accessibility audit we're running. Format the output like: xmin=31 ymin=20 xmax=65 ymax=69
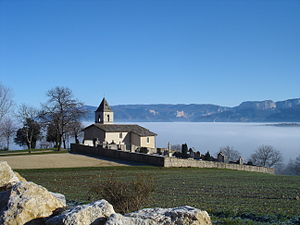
xmin=88 ymin=173 xmax=155 ymax=214
xmin=139 ymin=147 xmax=149 ymax=154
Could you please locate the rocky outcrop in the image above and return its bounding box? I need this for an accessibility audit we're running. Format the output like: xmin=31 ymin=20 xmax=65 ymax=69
xmin=0 ymin=161 xmax=20 ymax=188
xmin=46 ymin=200 xmax=115 ymax=225
xmin=237 ymin=100 xmax=276 ymax=111
xmin=105 ymin=206 xmax=211 ymax=225
xmin=0 ymin=181 xmax=66 ymax=225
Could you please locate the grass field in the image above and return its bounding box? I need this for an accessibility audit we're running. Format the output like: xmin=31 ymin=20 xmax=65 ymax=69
xmin=17 ymin=166 xmax=300 ymax=224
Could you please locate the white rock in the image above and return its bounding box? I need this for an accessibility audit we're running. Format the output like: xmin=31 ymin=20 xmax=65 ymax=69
xmin=105 ymin=206 xmax=212 ymax=225
xmin=0 ymin=161 xmax=20 ymax=188
xmin=105 ymin=213 xmax=154 ymax=225
xmin=0 ymin=181 xmax=66 ymax=225
xmin=50 ymin=192 xmax=67 ymax=206
xmin=46 ymin=200 xmax=115 ymax=225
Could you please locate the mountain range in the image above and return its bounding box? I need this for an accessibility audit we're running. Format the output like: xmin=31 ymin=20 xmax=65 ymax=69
xmin=83 ymin=98 xmax=300 ymax=122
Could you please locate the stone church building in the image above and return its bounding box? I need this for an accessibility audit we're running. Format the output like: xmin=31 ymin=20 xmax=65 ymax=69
xmin=83 ymin=98 xmax=157 ymax=151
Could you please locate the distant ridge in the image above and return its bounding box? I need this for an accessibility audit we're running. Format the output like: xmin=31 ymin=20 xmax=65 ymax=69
xmin=83 ymin=98 xmax=300 ymax=122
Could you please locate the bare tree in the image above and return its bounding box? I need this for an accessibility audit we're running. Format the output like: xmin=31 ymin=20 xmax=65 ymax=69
xmin=294 ymin=155 xmax=300 ymax=175
xmin=0 ymin=117 xmax=17 ymax=150
xmin=0 ymin=83 xmax=13 ymax=122
xmin=61 ymin=121 xmax=83 ymax=149
xmin=15 ymin=104 xmax=41 ymax=152
xmin=46 ymin=121 xmax=59 ymax=148
xmin=219 ymin=146 xmax=241 ymax=162
xmin=67 ymin=120 xmax=84 ymax=144
xmin=251 ymin=145 xmax=283 ymax=168
xmin=279 ymin=156 xmax=300 ymax=175
xmin=286 ymin=155 xmax=300 ymax=175
xmin=17 ymin=104 xmax=39 ymax=123
xmin=40 ymin=87 xmax=85 ymax=150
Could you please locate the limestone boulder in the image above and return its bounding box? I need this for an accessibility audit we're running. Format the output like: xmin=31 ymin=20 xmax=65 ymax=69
xmin=105 ymin=206 xmax=211 ymax=225
xmin=0 ymin=181 xmax=66 ymax=225
xmin=0 ymin=161 xmax=20 ymax=188
xmin=105 ymin=213 xmax=154 ymax=225
xmin=46 ymin=200 xmax=115 ymax=225
xmin=50 ymin=192 xmax=67 ymax=206
xmin=14 ymin=171 xmax=27 ymax=182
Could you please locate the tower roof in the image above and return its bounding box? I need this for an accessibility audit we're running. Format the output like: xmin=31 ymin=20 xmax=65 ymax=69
xmin=96 ymin=98 xmax=112 ymax=112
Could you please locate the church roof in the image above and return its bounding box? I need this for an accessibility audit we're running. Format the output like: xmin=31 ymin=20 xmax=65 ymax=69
xmin=96 ymin=98 xmax=112 ymax=112
xmin=84 ymin=124 xmax=157 ymax=137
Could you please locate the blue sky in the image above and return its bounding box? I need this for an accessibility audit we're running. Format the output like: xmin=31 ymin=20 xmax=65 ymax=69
xmin=1 ymin=0 xmax=299 ymax=107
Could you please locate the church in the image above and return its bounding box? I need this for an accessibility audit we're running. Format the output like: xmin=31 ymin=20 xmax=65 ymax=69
xmin=83 ymin=98 xmax=157 ymax=151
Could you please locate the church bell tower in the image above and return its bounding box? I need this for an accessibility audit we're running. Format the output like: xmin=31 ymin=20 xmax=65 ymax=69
xmin=95 ymin=98 xmax=114 ymax=124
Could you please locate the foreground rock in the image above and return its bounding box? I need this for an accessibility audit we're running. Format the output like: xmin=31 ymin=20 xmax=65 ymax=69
xmin=46 ymin=200 xmax=115 ymax=225
xmin=50 ymin=192 xmax=67 ymax=206
xmin=0 ymin=161 xmax=20 ymax=188
xmin=105 ymin=206 xmax=212 ymax=225
xmin=0 ymin=181 xmax=66 ymax=225
xmin=0 ymin=162 xmax=212 ymax=225
xmin=15 ymin=171 xmax=27 ymax=182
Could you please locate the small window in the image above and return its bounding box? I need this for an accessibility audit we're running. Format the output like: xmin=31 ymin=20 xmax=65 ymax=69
xmin=119 ymin=132 xmax=123 ymax=138
xmin=147 ymin=137 xmax=150 ymax=143
xmin=107 ymin=115 xmax=110 ymax=122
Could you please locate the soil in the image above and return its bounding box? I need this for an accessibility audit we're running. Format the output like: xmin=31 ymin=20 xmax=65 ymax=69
xmin=0 ymin=153 xmax=129 ymax=169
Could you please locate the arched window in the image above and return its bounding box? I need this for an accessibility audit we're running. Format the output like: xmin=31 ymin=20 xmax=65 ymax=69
xmin=107 ymin=114 xmax=110 ymax=122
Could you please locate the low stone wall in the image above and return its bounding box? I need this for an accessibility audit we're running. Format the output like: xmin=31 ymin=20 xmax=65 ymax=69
xmin=164 ymin=158 xmax=275 ymax=174
xmin=71 ymin=144 xmax=275 ymax=174
xmin=71 ymin=144 xmax=165 ymax=166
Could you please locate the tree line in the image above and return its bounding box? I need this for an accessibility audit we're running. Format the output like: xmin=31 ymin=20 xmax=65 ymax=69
xmin=1 ymin=82 xmax=299 ymax=175
xmin=0 ymin=84 xmax=86 ymax=151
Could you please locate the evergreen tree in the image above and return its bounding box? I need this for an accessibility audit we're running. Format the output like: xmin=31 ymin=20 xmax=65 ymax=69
xmin=46 ymin=122 xmax=59 ymax=148
xmin=14 ymin=118 xmax=41 ymax=151
xmin=182 ymin=143 xmax=188 ymax=158
xmin=203 ymin=151 xmax=211 ymax=161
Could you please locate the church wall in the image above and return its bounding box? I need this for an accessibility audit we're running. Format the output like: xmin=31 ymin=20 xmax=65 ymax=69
xmin=83 ymin=140 xmax=94 ymax=146
xmin=84 ymin=126 xmax=105 ymax=142
xmin=140 ymin=136 xmax=156 ymax=148
xmin=105 ymin=132 xmax=129 ymax=145
xmin=131 ymin=133 xmax=141 ymax=147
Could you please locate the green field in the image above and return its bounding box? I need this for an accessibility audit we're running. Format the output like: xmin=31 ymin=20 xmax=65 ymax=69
xmin=18 ymin=167 xmax=300 ymax=224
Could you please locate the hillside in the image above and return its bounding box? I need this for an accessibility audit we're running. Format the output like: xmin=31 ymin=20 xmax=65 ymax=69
xmin=83 ymin=98 xmax=300 ymax=122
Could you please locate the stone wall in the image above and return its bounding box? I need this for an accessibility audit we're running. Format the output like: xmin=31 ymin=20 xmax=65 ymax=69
xmin=71 ymin=144 xmax=165 ymax=166
xmin=71 ymin=144 xmax=275 ymax=174
xmin=164 ymin=158 xmax=275 ymax=174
